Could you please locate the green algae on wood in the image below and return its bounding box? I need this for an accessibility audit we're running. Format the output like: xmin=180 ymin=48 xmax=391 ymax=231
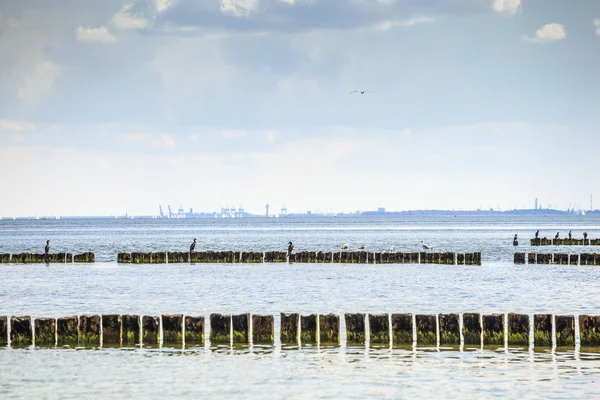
xmin=142 ymin=316 xmax=160 ymax=346
xmin=252 ymin=314 xmax=274 ymax=344
xmin=579 ymin=315 xmax=600 ymax=347
xmin=10 ymin=316 xmax=32 ymax=346
xmin=209 ymin=313 xmax=231 ymax=343
xmin=167 ymin=252 xmax=184 ymax=263
xmin=78 ymin=315 xmax=100 ymax=346
xmin=457 ymin=253 xmax=465 ymax=265
xmin=369 ymin=314 xmax=389 ymax=345
xmin=345 ymin=313 xmax=366 ymax=345
xmin=57 ymin=316 xmax=78 ymax=346
xmin=513 ymin=253 xmax=526 ymax=264
xmin=439 ymin=314 xmax=460 ymax=345
xmin=569 ymin=254 xmax=579 ymax=265
xmin=300 ymin=314 xmax=317 ymax=344
xmin=483 ymin=314 xmax=504 ymax=346
xmin=555 ymin=315 xmax=575 ymax=347
xmin=507 ymin=313 xmax=529 ymax=346
xmin=462 ymin=313 xmax=481 ymax=346
xmin=391 ymin=313 xmax=412 ymax=345
xmin=280 ymin=313 xmax=299 ymax=344
xmin=319 ymin=314 xmax=339 ymax=344
xmin=117 ymin=253 xmax=132 ymax=263
xmin=102 ymin=314 xmax=122 ymax=345
xmin=122 ymin=315 xmax=140 ymax=345
xmin=162 ymin=314 xmax=183 ymax=345
xmin=533 ymin=314 xmax=552 ymax=347
xmin=232 ymin=313 xmax=250 ymax=344
xmin=184 ymin=316 xmax=205 ymax=345
xmin=34 ymin=318 xmax=56 ymax=346
xmin=415 ymin=315 xmax=436 ymax=346
xmin=73 ymin=252 xmax=95 ymax=263
xmin=151 ymin=252 xmax=167 ymax=264
xmin=0 ymin=316 xmax=7 ymax=346
xmin=0 ymin=254 xmax=11 ymax=263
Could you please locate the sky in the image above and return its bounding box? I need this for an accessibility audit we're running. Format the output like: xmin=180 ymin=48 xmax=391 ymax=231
xmin=0 ymin=0 xmax=599 ymax=217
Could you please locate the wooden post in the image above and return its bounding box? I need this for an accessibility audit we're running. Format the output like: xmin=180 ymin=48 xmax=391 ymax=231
xmin=533 ymin=314 xmax=552 ymax=347
xmin=555 ymin=315 xmax=575 ymax=347
xmin=280 ymin=313 xmax=298 ymax=344
xmin=579 ymin=315 xmax=600 ymax=347
xmin=344 ymin=313 xmax=366 ymax=345
xmin=391 ymin=313 xmax=412 ymax=345
xmin=209 ymin=314 xmax=231 ymax=344
xmin=162 ymin=314 xmax=183 ymax=345
xmin=184 ymin=316 xmax=205 ymax=345
xmin=415 ymin=315 xmax=436 ymax=346
xmin=319 ymin=314 xmax=339 ymax=344
xmin=142 ymin=316 xmax=160 ymax=346
xmin=252 ymin=315 xmax=274 ymax=344
xmin=102 ymin=314 xmax=122 ymax=346
xmin=507 ymin=313 xmax=529 ymax=346
xmin=0 ymin=316 xmax=7 ymax=346
xmin=78 ymin=315 xmax=101 ymax=346
xmin=462 ymin=313 xmax=481 ymax=346
xmin=10 ymin=316 xmax=32 ymax=346
xmin=439 ymin=314 xmax=460 ymax=345
xmin=482 ymin=314 xmax=504 ymax=346
xmin=232 ymin=313 xmax=250 ymax=344
xmin=300 ymin=314 xmax=317 ymax=344
xmin=34 ymin=318 xmax=56 ymax=346
xmin=57 ymin=316 xmax=78 ymax=346
xmin=122 ymin=315 xmax=140 ymax=346
xmin=369 ymin=314 xmax=389 ymax=345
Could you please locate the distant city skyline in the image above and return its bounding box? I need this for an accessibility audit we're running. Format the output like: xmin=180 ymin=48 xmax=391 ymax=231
xmin=1 ymin=1 xmax=599 ymax=217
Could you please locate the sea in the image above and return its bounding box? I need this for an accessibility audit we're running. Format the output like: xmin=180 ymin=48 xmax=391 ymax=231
xmin=1 ymin=215 xmax=600 ymax=399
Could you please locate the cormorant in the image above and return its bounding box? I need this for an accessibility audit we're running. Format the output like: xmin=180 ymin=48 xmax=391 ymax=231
xmin=568 ymin=231 xmax=572 ymax=239
xmin=535 ymin=230 xmax=539 ymax=239
xmin=421 ymin=240 xmax=431 ymax=250
xmin=287 ymin=241 xmax=294 ymax=257
xmin=514 ymin=234 xmax=518 ymax=241
xmin=555 ymin=232 xmax=560 ymax=239
xmin=190 ymin=238 xmax=196 ymax=252
xmin=584 ymin=232 xmax=588 ymax=240
xmin=44 ymin=240 xmax=50 ymax=254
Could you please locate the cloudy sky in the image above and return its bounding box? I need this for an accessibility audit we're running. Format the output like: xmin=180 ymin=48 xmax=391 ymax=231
xmin=0 ymin=0 xmax=599 ymax=217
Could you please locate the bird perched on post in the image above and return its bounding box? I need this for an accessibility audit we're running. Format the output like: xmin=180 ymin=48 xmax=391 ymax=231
xmin=535 ymin=230 xmax=539 ymax=239
xmin=287 ymin=241 xmax=294 ymax=257
xmin=584 ymin=232 xmax=588 ymax=240
xmin=421 ymin=240 xmax=431 ymax=250
xmin=45 ymin=240 xmax=50 ymax=255
xmin=341 ymin=243 xmax=349 ymax=250
xmin=513 ymin=234 xmax=518 ymax=246
xmin=555 ymin=232 xmax=560 ymax=239
xmin=190 ymin=238 xmax=196 ymax=252
xmin=568 ymin=231 xmax=572 ymax=239
xmin=359 ymin=244 xmax=366 ymax=250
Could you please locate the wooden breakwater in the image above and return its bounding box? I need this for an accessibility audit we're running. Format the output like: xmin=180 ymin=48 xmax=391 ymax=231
xmin=530 ymin=238 xmax=600 ymax=246
xmin=0 ymin=252 xmax=94 ymax=264
xmin=116 ymin=251 xmax=482 ymax=265
xmin=1 ymin=312 xmax=598 ymax=348
xmin=514 ymin=252 xmax=600 ymax=265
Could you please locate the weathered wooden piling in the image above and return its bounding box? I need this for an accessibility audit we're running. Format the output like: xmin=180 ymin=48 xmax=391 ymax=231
xmin=528 ymin=253 xmax=536 ymax=264
xmin=10 ymin=316 xmax=32 ymax=346
xmin=142 ymin=316 xmax=160 ymax=345
xmin=569 ymin=254 xmax=578 ymax=265
xmin=252 ymin=315 xmax=274 ymax=344
xmin=442 ymin=252 xmax=456 ymax=265
xmin=232 ymin=313 xmax=249 ymax=344
xmin=319 ymin=314 xmax=339 ymax=344
xmin=0 ymin=316 xmax=7 ymax=346
xmin=345 ymin=313 xmax=366 ymax=344
xmin=369 ymin=314 xmax=389 ymax=345
xmin=117 ymin=252 xmax=132 ymax=263
xmin=555 ymin=315 xmax=575 ymax=347
xmin=280 ymin=313 xmax=299 ymax=344
xmin=391 ymin=313 xmax=412 ymax=345
xmin=57 ymin=316 xmax=78 ymax=346
xmin=439 ymin=314 xmax=460 ymax=345
xmin=409 ymin=253 xmax=419 ymax=263
xmin=10 ymin=253 xmax=24 ymax=263
xmin=78 ymin=314 xmax=101 ymax=346
xmin=73 ymin=252 xmax=95 ymax=263
xmin=300 ymin=314 xmax=317 ymax=344
xmin=0 ymin=254 xmax=11 ymax=263
xmin=184 ymin=316 xmax=205 ymax=345
xmin=538 ymin=254 xmax=551 ymax=264
xmin=166 ymin=252 xmax=183 ymax=263
xmin=462 ymin=313 xmax=481 ymax=346
xmin=533 ymin=314 xmax=552 ymax=347
xmin=122 ymin=315 xmax=140 ymax=345
xmin=581 ymin=253 xmax=593 ymax=266
xmin=553 ymin=254 xmax=568 ymax=265
xmin=209 ymin=314 xmax=231 ymax=343
xmin=579 ymin=315 xmax=600 ymax=347
xmin=131 ymin=252 xmax=152 ymax=264
xmin=162 ymin=314 xmax=183 ymax=345
xmin=457 ymin=253 xmax=465 ymax=265
xmin=102 ymin=314 xmax=122 ymax=345
xmin=507 ymin=313 xmax=529 ymax=346
xmin=151 ymin=252 xmax=167 ymax=264
xmin=34 ymin=318 xmax=55 ymax=346
xmin=514 ymin=253 xmax=526 ymax=264
xmin=483 ymin=314 xmax=504 ymax=346
xmin=595 ymin=254 xmax=600 ymax=266
xmin=416 ymin=315 xmax=436 ymax=345
xmin=465 ymin=253 xmax=474 ymax=265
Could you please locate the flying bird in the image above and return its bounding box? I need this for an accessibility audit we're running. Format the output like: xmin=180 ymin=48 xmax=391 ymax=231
xmin=421 ymin=240 xmax=431 ymax=250
xmin=350 ymin=90 xmax=374 ymax=95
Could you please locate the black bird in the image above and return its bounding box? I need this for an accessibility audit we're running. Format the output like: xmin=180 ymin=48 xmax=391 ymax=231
xmin=568 ymin=231 xmax=572 ymax=239
xmin=555 ymin=232 xmax=560 ymax=239
xmin=44 ymin=240 xmax=50 ymax=254
xmin=190 ymin=238 xmax=196 ymax=252
xmin=535 ymin=230 xmax=539 ymax=239
xmin=287 ymin=241 xmax=294 ymax=257
xmin=514 ymin=234 xmax=518 ymax=241
xmin=584 ymin=232 xmax=588 ymax=240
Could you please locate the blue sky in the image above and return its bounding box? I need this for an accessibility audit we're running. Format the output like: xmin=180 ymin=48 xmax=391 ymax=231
xmin=0 ymin=0 xmax=599 ymax=216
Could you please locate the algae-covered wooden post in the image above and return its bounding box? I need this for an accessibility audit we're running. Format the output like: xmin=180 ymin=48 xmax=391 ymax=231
xmin=0 ymin=316 xmax=7 ymax=346
xmin=0 ymin=254 xmax=10 ymax=263
xmin=439 ymin=314 xmax=460 ymax=346
xmin=555 ymin=315 xmax=575 ymax=347
xmin=457 ymin=254 xmax=465 ymax=265
xmin=184 ymin=316 xmax=204 ymax=346
xmin=579 ymin=315 xmax=600 ymax=347
xmin=10 ymin=316 xmax=32 ymax=346
xmin=528 ymin=253 xmax=536 ymax=264
xmin=102 ymin=314 xmax=122 ymax=346
xmin=391 ymin=313 xmax=413 ymax=345
xmin=34 ymin=318 xmax=56 ymax=346
xmin=79 ymin=315 xmax=101 ymax=346
xmin=569 ymin=254 xmax=578 ymax=265
xmin=369 ymin=314 xmax=390 ymax=345
xmin=300 ymin=314 xmax=317 ymax=344
xmin=252 ymin=315 xmax=274 ymax=344
xmin=280 ymin=313 xmax=299 ymax=344
xmin=122 ymin=315 xmax=140 ymax=346
xmin=57 ymin=316 xmax=78 ymax=346
xmin=482 ymin=314 xmax=504 ymax=346
xmin=345 ymin=313 xmax=366 ymax=345
xmin=232 ymin=313 xmax=250 ymax=344
xmin=462 ymin=313 xmax=481 ymax=346
xmin=142 ymin=316 xmax=160 ymax=346
xmin=507 ymin=313 xmax=529 ymax=346
xmin=162 ymin=314 xmax=183 ymax=346
xmin=210 ymin=313 xmax=231 ymax=344
xmin=533 ymin=314 xmax=552 ymax=347
xmin=319 ymin=314 xmax=339 ymax=344
xmin=415 ymin=315 xmax=436 ymax=346
xmin=514 ymin=253 xmax=526 ymax=264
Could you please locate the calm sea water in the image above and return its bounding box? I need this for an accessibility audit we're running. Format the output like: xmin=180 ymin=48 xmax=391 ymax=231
xmin=1 ymin=215 xmax=600 ymax=399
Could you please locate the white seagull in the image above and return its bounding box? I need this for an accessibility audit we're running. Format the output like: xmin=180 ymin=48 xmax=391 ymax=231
xmin=341 ymin=242 xmax=349 ymax=250
xmin=421 ymin=240 xmax=431 ymax=250
xmin=350 ymin=90 xmax=374 ymax=95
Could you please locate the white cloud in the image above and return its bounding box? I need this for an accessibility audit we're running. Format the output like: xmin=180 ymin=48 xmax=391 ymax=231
xmin=18 ymin=60 xmax=60 ymax=104
xmin=0 ymin=119 xmax=35 ymax=132
xmin=595 ymin=18 xmax=600 ymax=36
xmin=110 ymin=4 xmax=149 ymax=30
xmin=76 ymin=26 xmax=117 ymax=43
xmin=370 ymin=16 xmax=434 ymax=32
xmin=492 ymin=0 xmax=521 ymax=15
xmin=155 ymin=0 xmax=173 ymax=13
xmin=220 ymin=0 xmax=259 ymax=17
xmin=220 ymin=129 xmax=247 ymax=138
xmin=523 ymin=23 xmax=566 ymax=44
xmin=119 ymin=133 xmax=176 ymax=148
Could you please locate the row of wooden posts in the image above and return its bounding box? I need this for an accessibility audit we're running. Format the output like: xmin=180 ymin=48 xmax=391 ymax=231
xmin=117 ymin=251 xmax=483 ymax=265
xmin=0 ymin=252 xmax=94 ymax=264
xmin=2 ymin=312 xmax=599 ymax=348
xmin=514 ymin=253 xmax=600 ymax=265
xmin=530 ymin=238 xmax=600 ymax=246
